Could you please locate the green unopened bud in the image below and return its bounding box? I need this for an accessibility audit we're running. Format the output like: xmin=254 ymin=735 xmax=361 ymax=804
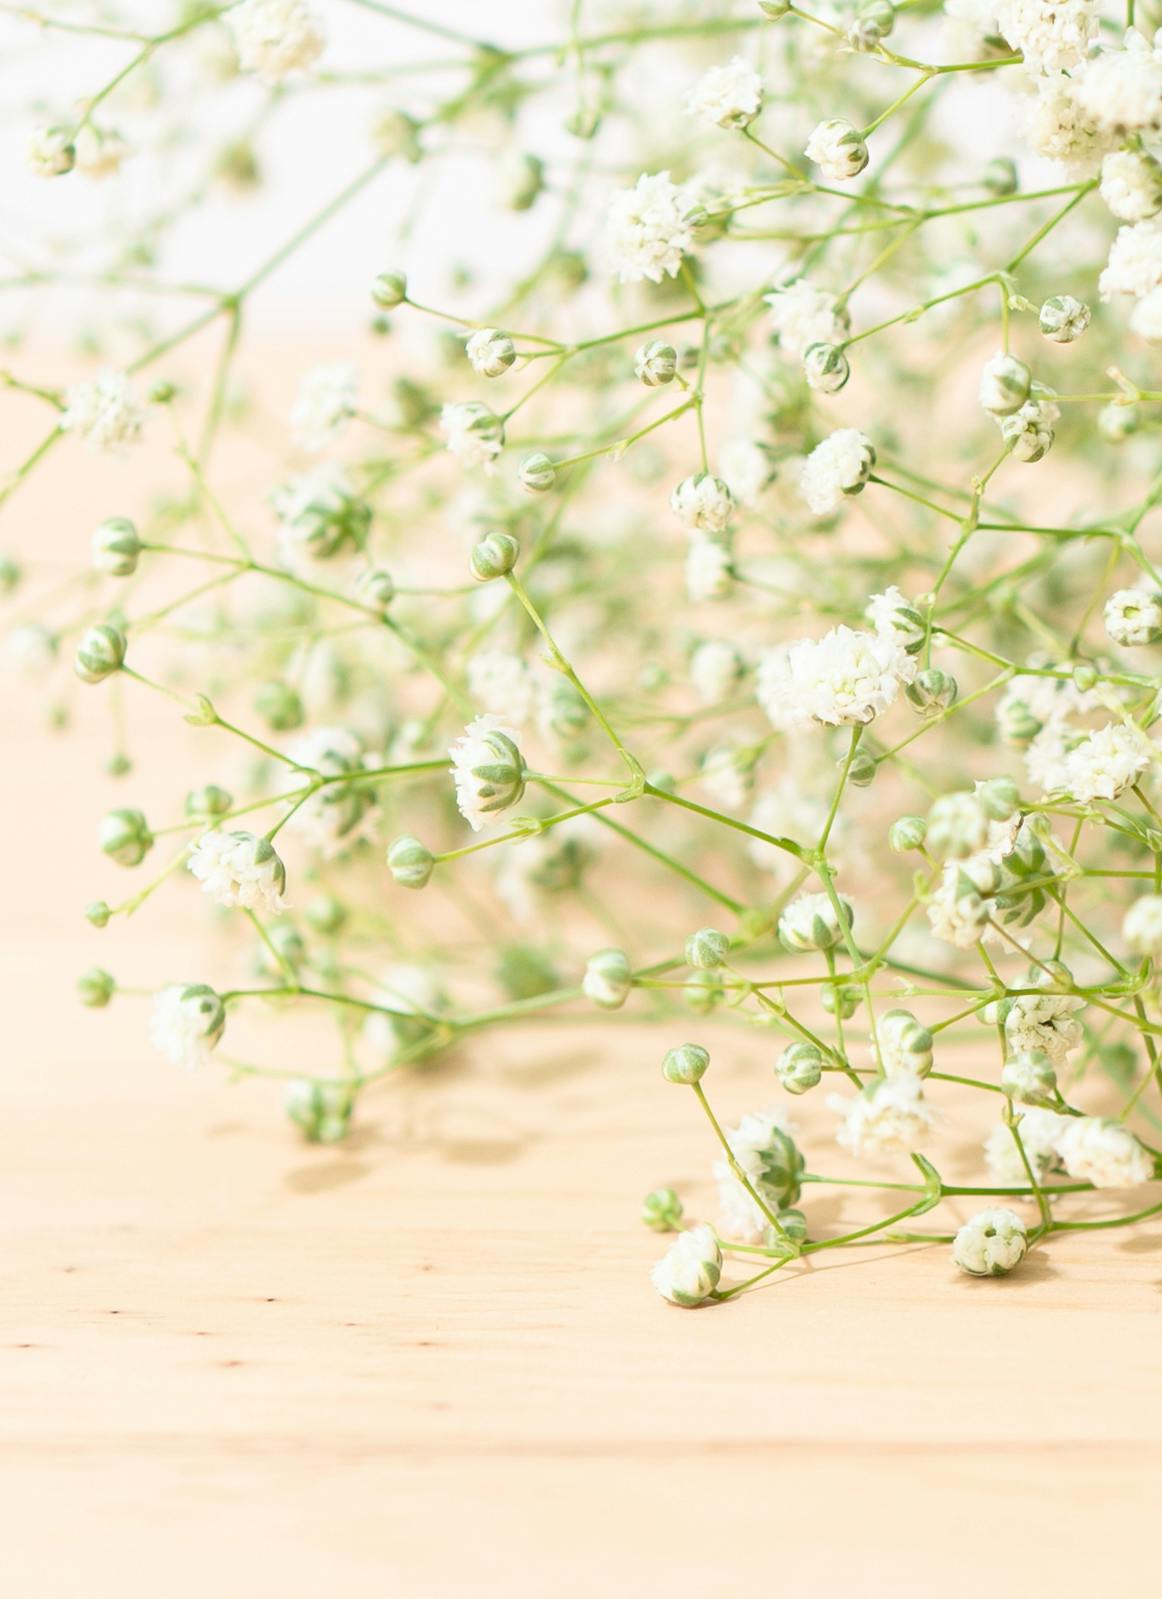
xmin=356 ymin=567 xmax=395 ymax=612
xmin=372 ymin=108 xmax=423 ymax=162
xmin=306 ymin=894 xmax=348 ymax=935
xmin=106 ymin=752 xmax=131 ymax=778
xmin=1039 ymin=294 xmax=1091 ymax=344
xmin=684 ymin=970 xmax=724 ymax=1013
xmin=1098 ymin=401 xmax=1139 ymax=443
xmin=641 ymin=1186 xmax=684 ymax=1232
xmin=74 ymin=623 xmax=127 ymax=683
xmin=498 ymin=151 xmax=545 ymax=210
xmin=85 ymin=900 xmax=111 ymax=928
xmin=776 ymin=1040 xmax=824 ymax=1095
xmin=977 ymin=776 xmax=1020 ymax=821
xmin=582 ymin=947 xmax=633 ymax=1010
xmin=186 ymin=784 xmax=233 ymax=820
xmin=254 ymin=680 xmax=304 ymax=732
xmin=803 ymin=341 xmax=850 ymax=394
xmin=1002 ymin=1049 xmax=1059 ymax=1107
xmin=634 ymin=341 xmax=678 ymax=387
xmin=821 ymin=984 xmax=861 ymax=1019
xmin=388 ymin=834 xmax=435 ymax=889
xmin=77 ymin=967 xmax=115 ymax=1007
xmin=517 ymin=452 xmax=556 ymax=495
xmin=847 ymin=748 xmax=877 ymax=787
xmin=850 ymin=0 xmax=895 ymax=48
xmin=878 ymin=1008 xmax=934 ymax=1077
xmin=0 ymin=554 xmax=20 ymax=593
xmin=662 ymin=1042 xmax=710 ymax=1085
xmin=98 ymin=807 xmax=153 ymax=867
xmin=285 ymin=1079 xmax=355 ymax=1144
xmin=983 ymin=156 xmax=1018 ymax=196
xmin=685 ymin=927 xmax=729 ymax=969
xmin=906 ymin=667 xmax=958 ymax=714
xmin=889 ymin=814 xmax=927 ymax=852
xmin=371 ymin=270 xmax=407 ymax=309
xmin=92 ymin=517 xmax=142 ymax=577
xmin=470 ymin=531 xmax=520 ymax=581
xmin=1072 ymin=662 xmax=1097 ymax=693
xmin=979 ymin=353 xmax=1031 ymax=416
xmin=758 ymin=0 xmax=792 ymax=15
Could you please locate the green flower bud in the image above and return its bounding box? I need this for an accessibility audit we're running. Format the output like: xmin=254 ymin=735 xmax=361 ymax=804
xmin=149 ymin=379 xmax=177 ymax=405
xmin=518 ymin=452 xmax=556 ymax=494
xmin=285 ymin=1079 xmax=355 ymax=1144
xmin=92 ymin=517 xmax=142 ymax=577
xmin=979 ymin=353 xmax=1031 ymax=416
xmin=977 ymin=776 xmax=1020 ymax=821
xmin=85 ymin=900 xmax=111 ymax=928
xmin=254 ymin=680 xmax=304 ymax=733
xmin=803 ymin=342 xmax=850 ymax=394
xmin=0 ymin=554 xmax=20 ymax=593
xmin=847 ymin=748 xmax=877 ymax=787
xmin=372 ymin=108 xmax=423 ymax=162
xmin=185 ymin=693 xmax=218 ymax=727
xmin=498 ymin=151 xmax=544 ymax=211
xmin=1002 ymin=1049 xmax=1059 ymax=1107
xmin=996 ymin=695 xmax=1042 ymax=746
xmin=106 ymin=752 xmax=132 ymax=778
xmin=662 ymin=1042 xmax=710 ymax=1085
xmin=850 ymin=0 xmax=895 ymax=48
xmin=634 ymin=341 xmax=678 ymax=387
xmin=877 ymin=1008 xmax=934 ymax=1077
xmin=685 ymin=927 xmax=729 ymax=969
xmin=983 ymin=156 xmax=1018 ymax=196
xmin=757 ymin=1128 xmax=805 ymax=1208
xmin=684 ymin=970 xmax=725 ymax=1013
xmin=889 ymin=814 xmax=927 ymax=852
xmin=74 ymin=622 xmax=127 ymax=683
xmin=758 ymin=0 xmax=792 ymax=16
xmin=371 ymin=270 xmax=407 ymax=309
xmin=1098 ymin=401 xmax=1138 ymax=443
xmin=470 ymin=531 xmax=520 ymax=581
xmin=906 ymin=667 xmax=958 ymax=714
xmin=186 ymin=784 xmax=233 ymax=820
xmin=1072 ymin=662 xmax=1097 ymax=693
xmin=776 ymin=1041 xmax=824 ymax=1095
xmin=821 ymin=984 xmax=861 ymax=1019
xmin=98 ymin=807 xmax=153 ymax=867
xmin=77 ymin=966 xmax=115 ymax=1008
xmin=356 ymin=567 xmax=395 ymax=612
xmin=582 ymin=947 xmax=633 ymax=1009
xmin=387 ymin=834 xmax=435 ymax=889
xmin=641 ymin=1186 xmax=684 ymax=1232
xmin=305 ymin=894 xmax=348 ymax=935
xmin=1039 ymin=294 xmax=1090 ymax=344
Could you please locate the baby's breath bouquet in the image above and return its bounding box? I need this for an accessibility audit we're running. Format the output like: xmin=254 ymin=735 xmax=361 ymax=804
xmin=8 ymin=0 xmax=1162 ymax=1306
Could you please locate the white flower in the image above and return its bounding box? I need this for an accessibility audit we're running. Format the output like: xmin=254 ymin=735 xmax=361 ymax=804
xmin=1105 ymin=587 xmax=1162 ymax=646
xmin=984 ymin=1107 xmax=1070 ymax=1184
xmin=832 ymin=1076 xmax=934 ymax=1158
xmin=699 ymin=736 xmax=754 ymax=810
xmin=1025 ymin=75 xmax=1111 ymax=175
xmin=1075 ymin=30 xmax=1162 ymax=134
xmin=282 ymin=727 xmax=374 ymax=858
xmin=994 ymin=0 xmax=1097 ymax=76
xmin=449 ymin=714 xmax=526 ymax=830
xmin=765 ymin=279 xmax=850 ymax=358
xmin=61 ymin=370 xmax=145 ymax=454
xmin=27 ymin=124 xmax=75 ymax=177
xmin=1125 ymin=892 xmax=1162 ymax=957
xmin=690 ymin=640 xmax=743 ymax=704
xmin=685 ymin=55 xmax=763 ymax=128
xmin=291 ymin=362 xmax=357 ymax=451
xmin=187 ymin=829 xmax=287 ymax=913
xmin=1056 ymin=1117 xmax=1155 ymax=1188
xmin=606 ymin=171 xmax=694 ymax=284
xmin=1001 ymin=991 xmax=1084 ymax=1068
xmin=582 ymin=948 xmax=632 ymax=1010
xmin=227 ymin=0 xmax=325 ymax=83
xmin=803 ymin=118 xmax=869 ymax=181
xmin=758 ymin=623 xmax=914 ymax=730
xmin=952 ymin=1208 xmax=1027 ymax=1276
xmin=799 ymin=428 xmax=876 ymax=515
xmin=1129 ymin=284 xmax=1162 ymax=341
xmin=1039 ymin=294 xmax=1091 ymax=342
xmin=718 ymin=438 xmax=770 ymax=505
xmin=465 ymin=328 xmax=516 ymax=377
xmin=149 ymin=984 xmax=226 ymax=1070
xmin=1100 ymin=218 xmax=1162 ymax=299
xmin=926 ymin=853 xmax=1002 ymax=947
xmin=273 ymin=464 xmax=367 ymax=569
xmin=866 ymin=585 xmax=925 ymax=653
xmin=651 ymin=1224 xmax=723 ymax=1306
xmin=670 ymin=473 xmax=733 ymax=535
xmin=1057 ymin=721 xmax=1152 ymax=802
xmin=713 ymin=1108 xmax=801 ymax=1244
xmin=686 ymin=536 xmax=732 ymax=601
xmin=779 ymin=891 xmax=853 ymax=952
xmin=4 ymin=623 xmax=57 ymax=679
xmin=1100 ymin=148 xmax=1162 ymax=221
xmin=467 ymin=649 xmax=535 ymax=725
xmin=439 ymin=402 xmax=505 ymax=469
xmin=1000 ymin=395 xmax=1059 ymax=463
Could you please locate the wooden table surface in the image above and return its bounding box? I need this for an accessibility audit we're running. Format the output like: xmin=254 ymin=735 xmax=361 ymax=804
xmin=4 ymin=396 xmax=1162 ymax=1597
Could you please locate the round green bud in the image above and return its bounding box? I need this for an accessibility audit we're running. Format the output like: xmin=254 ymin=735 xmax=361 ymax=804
xmin=499 ymin=151 xmax=545 ymax=211
xmin=1072 ymin=662 xmax=1097 ymax=693
xmin=821 ymin=984 xmax=861 ymax=1020
xmin=372 ymin=108 xmax=423 ymax=163
xmin=91 ymin=517 xmax=142 ymax=577
xmin=662 ymin=1042 xmax=710 ymax=1085
xmin=0 ymin=554 xmax=21 ymax=593
xmin=388 ymin=833 xmax=435 ymax=890
xmin=582 ymin=947 xmax=633 ymax=1010
xmin=906 ymin=667 xmax=958 ymax=714
xmin=518 ymin=453 xmax=556 ymax=494
xmin=149 ymin=379 xmax=177 ymax=405
xmin=305 ymin=894 xmax=348 ymax=935
xmin=184 ymin=693 xmax=218 ymax=727
xmin=646 ymin=770 xmax=676 ymax=795
xmin=254 ymin=680 xmax=304 ymax=733
xmin=847 ymin=748 xmax=878 ymax=787
xmin=371 ymin=270 xmax=407 ymax=309
xmin=1098 ymin=401 xmax=1138 ymax=443
xmin=106 ymin=752 xmax=132 ymax=778
xmin=74 ymin=622 xmax=127 ymax=684
xmin=684 ymin=970 xmax=725 ymax=1013
xmin=803 ymin=341 xmax=850 ymax=394
xmin=641 ymin=1186 xmax=684 ymax=1232
xmin=775 ymin=1207 xmax=809 ymax=1249
xmin=776 ymin=1041 xmax=824 ymax=1095
xmin=889 ymin=814 xmax=928 ymax=852
xmin=878 ymin=1008 xmax=934 ymax=1077
xmin=759 ymin=1128 xmax=806 ymax=1209
xmin=685 ymin=927 xmax=729 ymax=970
xmin=850 ymin=0 xmax=895 ymax=47
xmin=186 ymin=783 xmax=233 ymax=820
xmin=977 ymin=776 xmax=1020 ymax=821
xmin=77 ymin=967 xmax=115 ymax=1008
xmin=98 ymin=807 xmax=153 ymax=867
xmin=983 ymin=156 xmax=1018 ymax=197
xmin=85 ymin=900 xmax=111 ymax=928
xmin=356 ymin=567 xmax=395 ymax=612
xmin=634 ymin=341 xmax=678 ymax=387
xmin=758 ymin=0 xmax=792 ymax=16
xmin=1001 ymin=1048 xmax=1059 ymax=1108
xmin=285 ymin=1079 xmax=355 ymax=1144
xmin=469 ymin=531 xmax=520 ymax=582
